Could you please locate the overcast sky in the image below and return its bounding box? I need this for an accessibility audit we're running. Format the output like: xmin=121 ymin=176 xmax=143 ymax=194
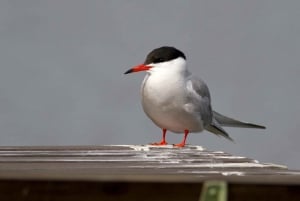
xmin=0 ymin=1 xmax=299 ymax=169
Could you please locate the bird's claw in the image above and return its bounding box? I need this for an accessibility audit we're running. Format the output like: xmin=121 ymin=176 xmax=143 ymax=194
xmin=173 ymin=143 xmax=185 ymax=148
xmin=150 ymin=141 xmax=168 ymax=146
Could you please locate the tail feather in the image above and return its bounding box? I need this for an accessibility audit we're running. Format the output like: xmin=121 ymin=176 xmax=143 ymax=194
xmin=212 ymin=111 xmax=266 ymax=129
xmin=205 ymin=111 xmax=266 ymax=141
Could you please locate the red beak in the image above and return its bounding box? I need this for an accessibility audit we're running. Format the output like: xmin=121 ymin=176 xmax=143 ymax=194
xmin=124 ymin=64 xmax=152 ymax=74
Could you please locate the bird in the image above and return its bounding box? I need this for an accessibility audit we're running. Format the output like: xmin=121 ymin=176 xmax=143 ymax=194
xmin=124 ymin=46 xmax=265 ymax=147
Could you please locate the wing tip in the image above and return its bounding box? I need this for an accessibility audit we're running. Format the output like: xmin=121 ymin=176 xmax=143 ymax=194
xmin=206 ymin=124 xmax=235 ymax=142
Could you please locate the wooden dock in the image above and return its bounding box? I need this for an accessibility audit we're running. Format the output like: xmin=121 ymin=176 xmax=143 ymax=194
xmin=0 ymin=145 xmax=299 ymax=200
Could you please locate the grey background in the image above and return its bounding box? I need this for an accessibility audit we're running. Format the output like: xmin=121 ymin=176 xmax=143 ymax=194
xmin=0 ymin=1 xmax=299 ymax=169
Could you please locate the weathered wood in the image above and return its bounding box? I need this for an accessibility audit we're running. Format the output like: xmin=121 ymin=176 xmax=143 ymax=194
xmin=0 ymin=145 xmax=299 ymax=200
xmin=0 ymin=145 xmax=297 ymax=181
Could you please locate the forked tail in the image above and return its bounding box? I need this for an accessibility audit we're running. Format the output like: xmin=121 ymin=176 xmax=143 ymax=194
xmin=205 ymin=111 xmax=266 ymax=141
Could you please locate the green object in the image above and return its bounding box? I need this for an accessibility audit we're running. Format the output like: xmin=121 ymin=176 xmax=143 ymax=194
xmin=199 ymin=181 xmax=227 ymax=201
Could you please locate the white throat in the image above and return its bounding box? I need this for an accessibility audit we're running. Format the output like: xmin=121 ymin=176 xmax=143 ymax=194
xmin=148 ymin=57 xmax=188 ymax=76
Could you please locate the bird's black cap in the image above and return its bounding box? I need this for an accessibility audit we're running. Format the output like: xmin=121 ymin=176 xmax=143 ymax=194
xmin=144 ymin=46 xmax=186 ymax=65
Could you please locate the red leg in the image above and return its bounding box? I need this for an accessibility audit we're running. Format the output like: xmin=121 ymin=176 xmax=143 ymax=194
xmin=151 ymin=128 xmax=168 ymax=145
xmin=174 ymin=129 xmax=189 ymax=147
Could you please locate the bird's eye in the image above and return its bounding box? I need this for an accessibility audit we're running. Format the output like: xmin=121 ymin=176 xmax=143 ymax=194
xmin=153 ymin=57 xmax=164 ymax=63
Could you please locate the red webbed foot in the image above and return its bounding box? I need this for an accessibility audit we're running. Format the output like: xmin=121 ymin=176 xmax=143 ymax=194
xmin=173 ymin=129 xmax=189 ymax=148
xmin=150 ymin=128 xmax=168 ymax=146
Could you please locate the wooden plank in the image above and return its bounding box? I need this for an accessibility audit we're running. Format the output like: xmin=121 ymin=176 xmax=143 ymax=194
xmin=0 ymin=145 xmax=299 ymax=183
xmin=0 ymin=145 xmax=299 ymax=200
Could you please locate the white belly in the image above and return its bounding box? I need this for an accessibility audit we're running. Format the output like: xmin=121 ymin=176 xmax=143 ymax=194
xmin=141 ymin=74 xmax=204 ymax=133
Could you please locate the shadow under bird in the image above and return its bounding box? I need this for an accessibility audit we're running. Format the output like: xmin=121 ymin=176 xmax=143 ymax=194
xmin=124 ymin=46 xmax=265 ymax=147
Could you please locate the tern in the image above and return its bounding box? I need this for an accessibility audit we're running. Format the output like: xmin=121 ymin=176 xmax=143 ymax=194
xmin=124 ymin=46 xmax=265 ymax=147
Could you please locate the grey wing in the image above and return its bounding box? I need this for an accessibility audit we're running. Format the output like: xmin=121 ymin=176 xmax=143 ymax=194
xmin=187 ymin=77 xmax=239 ymax=141
xmin=186 ymin=76 xmax=234 ymax=141
xmin=185 ymin=76 xmax=213 ymax=127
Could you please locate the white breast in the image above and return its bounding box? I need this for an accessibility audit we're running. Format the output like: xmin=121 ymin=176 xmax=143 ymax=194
xmin=140 ymin=58 xmax=204 ymax=133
